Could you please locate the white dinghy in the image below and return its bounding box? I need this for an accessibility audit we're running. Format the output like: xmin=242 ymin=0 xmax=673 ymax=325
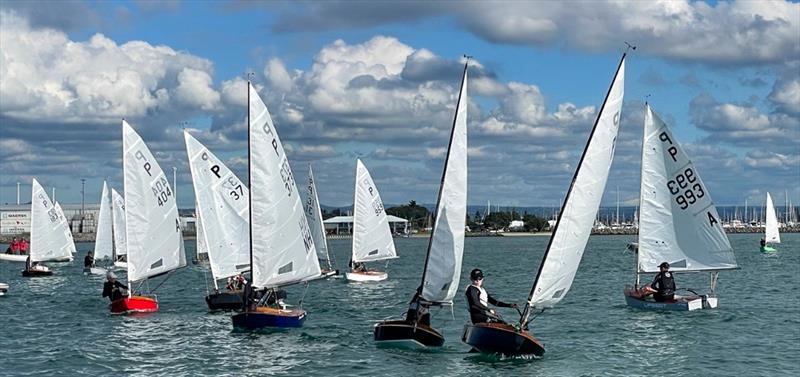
xmin=305 ymin=164 xmax=338 ymax=279
xmin=624 ymin=104 xmax=738 ymax=311
xmin=761 ymin=193 xmax=780 ymax=253
xmin=185 ymin=131 xmax=251 ymax=310
xmin=346 ymin=159 xmax=397 ymax=282
xmin=111 ymin=188 xmax=128 ymax=269
xmin=0 ymin=282 xmax=8 ymax=296
xmin=85 ymin=181 xmax=113 ymax=275
xmin=23 ymin=179 xmax=75 ymax=276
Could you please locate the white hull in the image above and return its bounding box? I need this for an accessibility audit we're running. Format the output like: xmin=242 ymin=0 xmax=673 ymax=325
xmin=84 ymin=267 xmax=108 ymax=275
xmin=114 ymin=261 xmax=128 ymax=269
xmin=625 ymin=291 xmax=718 ymax=311
xmin=47 ymin=256 xmax=74 ymax=263
xmin=0 ymin=282 xmax=8 ymax=296
xmin=346 ymin=271 xmax=388 ymax=282
xmin=0 ymin=254 xmax=29 ymax=263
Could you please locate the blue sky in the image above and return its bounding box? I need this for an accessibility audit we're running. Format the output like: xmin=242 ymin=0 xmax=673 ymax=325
xmin=1 ymin=0 xmax=798 ymax=209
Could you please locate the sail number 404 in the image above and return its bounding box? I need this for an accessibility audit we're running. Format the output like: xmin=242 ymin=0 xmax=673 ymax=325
xmin=152 ymin=176 xmax=173 ymax=207
xmin=667 ymin=167 xmax=705 ymax=210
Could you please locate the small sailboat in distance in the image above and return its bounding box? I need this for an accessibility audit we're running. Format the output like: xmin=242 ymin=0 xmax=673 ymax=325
xmin=462 ymin=51 xmax=627 ymax=357
xmin=110 ymin=188 xmax=128 ymax=269
xmin=86 ymin=181 xmax=113 ymax=275
xmin=111 ymin=120 xmax=186 ymax=314
xmin=346 ymin=159 xmax=397 ymax=282
xmin=23 ymin=178 xmax=76 ymax=276
xmin=231 ymin=82 xmax=321 ymax=330
xmin=761 ymin=192 xmax=780 ymax=253
xmin=53 ymin=202 xmax=77 ymax=257
xmin=184 ymin=130 xmax=251 ymax=310
xmin=623 ymin=104 xmax=737 ymax=311
xmin=305 ymin=164 xmax=339 ymax=278
xmin=374 ymin=58 xmax=469 ymax=349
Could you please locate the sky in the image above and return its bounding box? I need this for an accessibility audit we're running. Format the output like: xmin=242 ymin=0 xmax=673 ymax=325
xmin=0 ymin=0 xmax=798 ymax=209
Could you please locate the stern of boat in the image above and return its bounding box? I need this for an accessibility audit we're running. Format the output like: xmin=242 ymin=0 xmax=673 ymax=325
xmin=231 ymin=307 xmax=306 ymax=330
xmin=374 ymin=319 xmax=445 ymax=349
xmin=346 ymin=270 xmax=388 ymax=282
xmin=206 ymin=290 xmax=244 ymax=310
xmin=461 ymin=322 xmax=545 ymax=357
xmin=110 ymin=295 xmax=158 ymax=314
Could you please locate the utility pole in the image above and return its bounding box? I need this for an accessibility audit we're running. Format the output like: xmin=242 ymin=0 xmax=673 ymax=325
xmin=16 ymin=182 xmax=20 ymax=205
xmin=52 ymin=187 xmax=56 ymax=202
xmin=173 ymin=166 xmax=178 ymax=204
xmin=81 ymin=178 xmax=86 ymax=218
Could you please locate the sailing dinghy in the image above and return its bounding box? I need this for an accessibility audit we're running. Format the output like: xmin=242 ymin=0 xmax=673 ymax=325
xmin=761 ymin=193 xmax=780 ymax=253
xmin=23 ymin=178 xmax=76 ymax=276
xmin=374 ymin=60 xmax=469 ymax=349
xmin=54 ymin=201 xmax=77 ymax=259
xmin=111 ymin=120 xmax=186 ymax=314
xmin=231 ymin=82 xmax=322 ymax=330
xmin=192 ymin=208 xmax=210 ymax=265
xmin=185 ymin=131 xmax=251 ymax=310
xmin=623 ymin=104 xmax=738 ymax=311
xmin=462 ymin=52 xmax=627 ymax=357
xmin=305 ymin=164 xmax=338 ymax=279
xmin=346 ymin=159 xmax=397 ymax=282
xmin=111 ymin=188 xmax=128 ymax=269
xmin=0 ymin=283 xmax=7 ymax=296
xmin=85 ymin=181 xmax=113 ymax=275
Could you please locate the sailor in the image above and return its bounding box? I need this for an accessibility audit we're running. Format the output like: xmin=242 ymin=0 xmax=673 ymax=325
xmin=84 ymin=251 xmax=95 ymax=268
xmin=465 ymin=268 xmax=516 ymax=324
xmin=350 ymin=261 xmax=367 ymax=273
xmin=19 ymin=238 xmax=29 ymax=254
xmin=649 ymin=262 xmax=676 ymax=302
xmin=8 ymin=237 xmax=20 ymax=254
xmin=102 ymin=272 xmax=128 ymax=302
xmin=405 ymin=286 xmax=431 ymax=326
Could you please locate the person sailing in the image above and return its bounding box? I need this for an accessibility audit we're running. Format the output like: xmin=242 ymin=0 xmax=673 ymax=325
xmin=465 ymin=268 xmax=517 ymax=324
xmin=645 ymin=262 xmax=676 ymax=302
xmin=405 ymin=286 xmax=431 ymax=326
xmin=102 ymin=272 xmax=128 ymax=301
xmin=84 ymin=251 xmax=95 ymax=268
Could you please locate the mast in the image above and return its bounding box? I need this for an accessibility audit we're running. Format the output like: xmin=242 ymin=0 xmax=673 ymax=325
xmin=635 ymin=102 xmax=648 ymax=286
xmin=520 ymin=52 xmax=627 ymax=327
xmin=247 ymin=81 xmax=253 ymax=284
xmin=417 ymin=58 xmax=469 ymax=299
xmin=350 ymin=161 xmax=358 ymax=268
xmin=122 ymin=119 xmax=131 ymax=299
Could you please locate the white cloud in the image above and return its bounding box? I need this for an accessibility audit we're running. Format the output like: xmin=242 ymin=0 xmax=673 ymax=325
xmin=769 ymin=78 xmax=800 ymax=115
xmin=176 ymin=68 xmax=220 ymax=111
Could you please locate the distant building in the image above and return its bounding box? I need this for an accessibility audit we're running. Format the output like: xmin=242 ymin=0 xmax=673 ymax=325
xmin=323 ymin=215 xmax=409 ymax=235
xmin=508 ymin=220 xmax=525 ymax=230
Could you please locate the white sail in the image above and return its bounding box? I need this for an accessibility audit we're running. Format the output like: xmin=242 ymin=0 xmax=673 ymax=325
xmin=184 ymin=131 xmax=250 ymax=280
xmin=54 ymin=202 xmax=77 ymax=255
xmin=305 ymin=165 xmax=332 ymax=269
xmin=248 ymin=83 xmax=321 ymax=288
xmin=637 ymin=105 xmax=737 ymax=273
xmin=765 ymin=192 xmax=781 ymax=244
xmin=122 ymin=120 xmax=184 ymax=282
xmin=195 ymin=207 xmax=209 ymax=258
xmin=111 ymin=188 xmax=127 ymax=258
xmin=529 ymin=58 xmax=625 ymax=309
xmin=29 ymin=179 xmax=73 ymax=262
xmin=94 ymin=181 xmax=114 ymax=260
xmin=421 ymin=66 xmax=468 ymax=304
xmin=351 ymin=159 xmax=397 ymax=263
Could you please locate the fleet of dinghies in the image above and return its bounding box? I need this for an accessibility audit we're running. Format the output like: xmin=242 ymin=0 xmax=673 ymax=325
xmin=3 ymin=49 xmax=770 ymax=357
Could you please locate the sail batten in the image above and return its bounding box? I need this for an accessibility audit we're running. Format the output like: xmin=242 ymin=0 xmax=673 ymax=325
xmin=525 ymin=55 xmax=626 ymax=314
xmin=122 ymin=120 xmax=184 ymax=283
xmin=636 ymin=105 xmax=737 ymax=273
xmin=248 ymin=83 xmax=321 ymax=288
xmin=351 ymin=159 xmax=397 ymax=264
xmin=420 ymin=63 xmax=468 ymax=304
xmin=185 ymin=131 xmax=251 ymax=281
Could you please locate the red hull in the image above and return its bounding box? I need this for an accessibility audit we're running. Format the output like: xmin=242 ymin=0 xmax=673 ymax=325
xmin=110 ymin=296 xmax=158 ymax=314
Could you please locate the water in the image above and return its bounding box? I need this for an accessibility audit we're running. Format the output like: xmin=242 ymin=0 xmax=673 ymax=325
xmin=1 ymin=233 xmax=798 ymax=376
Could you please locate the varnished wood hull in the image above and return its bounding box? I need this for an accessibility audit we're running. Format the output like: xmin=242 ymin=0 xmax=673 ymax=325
xmin=374 ymin=320 xmax=445 ymax=348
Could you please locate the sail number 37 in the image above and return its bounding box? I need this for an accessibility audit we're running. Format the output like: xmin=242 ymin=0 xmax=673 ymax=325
xmin=667 ymin=168 xmax=705 ymax=210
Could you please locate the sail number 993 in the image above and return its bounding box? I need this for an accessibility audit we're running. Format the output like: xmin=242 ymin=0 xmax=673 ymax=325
xmin=667 ymin=168 xmax=704 ymax=210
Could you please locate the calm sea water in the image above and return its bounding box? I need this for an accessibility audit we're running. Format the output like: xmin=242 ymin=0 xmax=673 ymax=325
xmin=1 ymin=233 xmax=797 ymax=376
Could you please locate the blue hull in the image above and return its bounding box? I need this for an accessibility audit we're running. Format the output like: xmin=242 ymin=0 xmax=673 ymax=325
xmin=231 ymin=310 xmax=306 ymax=330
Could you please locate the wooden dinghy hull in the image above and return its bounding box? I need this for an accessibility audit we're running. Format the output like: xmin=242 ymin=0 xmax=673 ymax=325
xmin=231 ymin=307 xmax=306 ymax=330
xmin=373 ymin=320 xmax=445 ymax=349
xmin=21 ymin=268 xmax=53 ymax=277
xmin=110 ymin=296 xmax=159 ymax=314
xmin=462 ymin=322 xmax=545 ymax=357
xmin=206 ymin=291 xmax=243 ymax=310
xmin=346 ymin=270 xmax=387 ymax=282
xmin=623 ymin=288 xmax=716 ymax=311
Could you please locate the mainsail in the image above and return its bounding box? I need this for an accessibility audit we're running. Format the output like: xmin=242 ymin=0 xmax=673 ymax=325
xmin=305 ymin=165 xmax=333 ymax=270
xmin=54 ymin=202 xmax=77 ymax=255
xmin=351 ymin=159 xmax=397 ymax=264
xmin=637 ymin=105 xmax=737 ymax=273
xmin=184 ymin=131 xmax=250 ymax=281
xmin=29 ymin=179 xmax=73 ymax=262
xmin=420 ymin=63 xmax=468 ymax=304
xmin=94 ymin=181 xmax=114 ymax=260
xmin=248 ymin=83 xmax=321 ymax=288
xmin=525 ymin=55 xmax=626 ymax=313
xmin=765 ymin=192 xmax=780 ymax=244
xmin=122 ymin=120 xmax=184 ymax=282
xmin=111 ymin=188 xmax=127 ymax=259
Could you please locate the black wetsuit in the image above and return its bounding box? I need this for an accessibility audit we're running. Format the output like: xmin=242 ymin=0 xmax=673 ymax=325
xmin=650 ymin=271 xmax=676 ymax=302
xmin=102 ymin=281 xmax=128 ymax=302
xmin=84 ymin=255 xmax=94 ymax=268
xmin=405 ymin=289 xmax=431 ymax=326
xmin=465 ymin=285 xmax=513 ymax=324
